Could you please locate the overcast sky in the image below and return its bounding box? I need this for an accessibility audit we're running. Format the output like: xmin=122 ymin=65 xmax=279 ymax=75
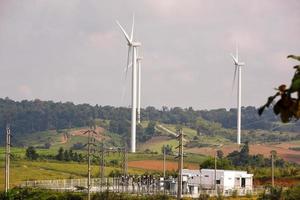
xmin=0 ymin=0 xmax=299 ymax=110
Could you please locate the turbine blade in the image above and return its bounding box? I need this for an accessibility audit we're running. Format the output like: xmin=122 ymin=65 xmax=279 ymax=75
xmin=231 ymin=66 xmax=238 ymax=91
xmin=121 ymin=46 xmax=132 ymax=103
xmin=236 ymin=43 xmax=239 ymax=62
xmin=125 ymin=46 xmax=132 ymax=81
xmin=124 ymin=63 xmax=132 ymax=72
xmin=116 ymin=20 xmax=131 ymax=43
xmin=130 ymin=14 xmax=135 ymax=41
xmin=230 ymin=53 xmax=238 ymax=65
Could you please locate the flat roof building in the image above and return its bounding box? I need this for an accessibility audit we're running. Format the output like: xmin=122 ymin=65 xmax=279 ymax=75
xmin=182 ymin=169 xmax=253 ymax=196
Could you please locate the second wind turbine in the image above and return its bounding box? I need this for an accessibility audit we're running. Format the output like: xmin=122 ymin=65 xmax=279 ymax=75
xmin=230 ymin=46 xmax=245 ymax=146
xmin=117 ymin=16 xmax=141 ymax=153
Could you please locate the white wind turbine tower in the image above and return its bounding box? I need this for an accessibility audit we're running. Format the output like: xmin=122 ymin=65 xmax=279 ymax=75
xmin=117 ymin=15 xmax=141 ymax=153
xmin=137 ymin=53 xmax=143 ymax=124
xmin=230 ymin=45 xmax=245 ymax=146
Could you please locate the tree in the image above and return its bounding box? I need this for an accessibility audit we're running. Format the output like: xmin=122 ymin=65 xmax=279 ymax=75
xmin=44 ymin=142 xmax=51 ymax=149
xmin=200 ymin=157 xmax=233 ymax=170
xmin=56 ymin=147 xmax=64 ymax=161
xmin=64 ymin=150 xmax=70 ymax=161
xmin=162 ymin=144 xmax=173 ymax=155
xmin=25 ymin=146 xmax=39 ymax=160
xmin=240 ymin=141 xmax=250 ymax=164
xmin=145 ymin=121 xmax=156 ymax=136
xmin=78 ymin=153 xmax=84 ymax=162
xmin=73 ymin=152 xmax=79 ymax=162
xmin=216 ymin=150 xmax=224 ymax=159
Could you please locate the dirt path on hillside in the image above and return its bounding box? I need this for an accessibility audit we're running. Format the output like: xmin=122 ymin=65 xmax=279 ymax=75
xmin=60 ymin=133 xmax=68 ymax=144
xmin=156 ymin=124 xmax=187 ymax=142
xmin=60 ymin=127 xmax=108 ymax=144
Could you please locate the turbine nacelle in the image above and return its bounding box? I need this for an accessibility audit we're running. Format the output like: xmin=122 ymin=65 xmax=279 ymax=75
xmin=132 ymin=42 xmax=141 ymax=47
xmin=230 ymin=54 xmax=244 ymax=67
xmin=238 ymin=62 xmax=245 ymax=66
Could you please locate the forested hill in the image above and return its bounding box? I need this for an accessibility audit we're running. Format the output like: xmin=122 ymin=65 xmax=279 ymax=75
xmin=0 ymin=98 xmax=299 ymax=138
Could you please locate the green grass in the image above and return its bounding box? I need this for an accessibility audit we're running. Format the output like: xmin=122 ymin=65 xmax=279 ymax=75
xmin=140 ymin=120 xmax=150 ymax=128
xmin=0 ymin=159 xmax=145 ymax=190
xmin=141 ymin=122 xmax=233 ymax=153
xmin=196 ymin=135 xmax=232 ymax=145
xmin=139 ymin=138 xmax=178 ymax=153
xmin=16 ymin=130 xmax=62 ymax=147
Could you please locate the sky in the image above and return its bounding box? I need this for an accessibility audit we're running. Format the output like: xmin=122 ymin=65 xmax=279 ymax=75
xmin=0 ymin=0 xmax=299 ymax=110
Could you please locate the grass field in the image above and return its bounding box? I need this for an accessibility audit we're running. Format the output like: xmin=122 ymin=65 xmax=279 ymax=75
xmin=160 ymin=123 xmax=198 ymax=139
xmin=139 ymin=136 xmax=179 ymax=153
xmin=0 ymin=159 xmax=145 ymax=190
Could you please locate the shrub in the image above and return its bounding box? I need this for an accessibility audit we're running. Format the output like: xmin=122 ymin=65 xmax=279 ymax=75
xmin=284 ymin=185 xmax=300 ymax=200
xmin=231 ymin=189 xmax=238 ymax=198
xmin=258 ymin=186 xmax=283 ymax=200
xmin=198 ymin=193 xmax=209 ymax=200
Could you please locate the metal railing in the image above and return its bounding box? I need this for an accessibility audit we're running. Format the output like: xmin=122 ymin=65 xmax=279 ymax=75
xmin=20 ymin=177 xmax=259 ymax=197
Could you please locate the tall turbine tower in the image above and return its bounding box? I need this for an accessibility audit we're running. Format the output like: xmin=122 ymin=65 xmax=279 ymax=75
xmin=117 ymin=16 xmax=141 ymax=153
xmin=230 ymin=46 xmax=245 ymax=146
xmin=137 ymin=54 xmax=142 ymax=124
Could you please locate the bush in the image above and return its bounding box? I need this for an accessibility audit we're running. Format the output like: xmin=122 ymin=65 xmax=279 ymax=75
xmin=285 ymin=185 xmax=300 ymax=200
xmin=0 ymin=188 xmax=84 ymax=200
xmin=231 ymin=189 xmax=238 ymax=198
xmin=258 ymin=186 xmax=283 ymax=200
xmin=25 ymin=146 xmax=39 ymax=160
xmin=92 ymin=191 xmax=172 ymax=200
xmin=198 ymin=193 xmax=209 ymax=200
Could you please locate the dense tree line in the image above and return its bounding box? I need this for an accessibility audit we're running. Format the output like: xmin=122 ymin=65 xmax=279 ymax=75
xmin=56 ymin=147 xmax=84 ymax=162
xmin=1 ymin=98 xmax=300 ymax=145
xmin=201 ymin=142 xmax=288 ymax=169
xmin=200 ymin=142 xmax=299 ymax=178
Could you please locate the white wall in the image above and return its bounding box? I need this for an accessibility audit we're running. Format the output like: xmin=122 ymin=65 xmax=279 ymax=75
xmin=200 ymin=169 xmax=253 ymax=191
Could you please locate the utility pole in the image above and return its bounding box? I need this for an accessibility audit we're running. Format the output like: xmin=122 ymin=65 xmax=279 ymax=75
xmin=99 ymin=141 xmax=105 ymax=192
xmin=84 ymin=128 xmax=97 ymax=200
xmin=5 ymin=124 xmax=11 ymax=193
xmin=176 ymin=129 xmax=183 ymax=200
xmin=214 ymin=152 xmax=217 ymax=191
xmin=122 ymin=144 xmax=128 ymax=177
xmin=271 ymin=151 xmax=275 ymax=187
xmin=163 ymin=145 xmax=166 ymax=178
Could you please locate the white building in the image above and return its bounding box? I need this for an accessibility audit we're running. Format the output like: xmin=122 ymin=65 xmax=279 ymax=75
xmin=182 ymin=169 xmax=253 ymax=196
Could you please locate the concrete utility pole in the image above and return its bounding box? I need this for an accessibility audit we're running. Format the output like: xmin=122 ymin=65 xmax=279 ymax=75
xmin=271 ymin=151 xmax=275 ymax=187
xmin=163 ymin=145 xmax=166 ymax=178
xmin=99 ymin=141 xmax=105 ymax=192
xmin=176 ymin=129 xmax=184 ymax=200
xmin=214 ymin=152 xmax=217 ymax=191
xmin=122 ymin=144 xmax=128 ymax=177
xmin=5 ymin=124 xmax=11 ymax=193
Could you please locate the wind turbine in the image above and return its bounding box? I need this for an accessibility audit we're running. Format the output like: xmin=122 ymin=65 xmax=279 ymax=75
xmin=117 ymin=15 xmax=141 ymax=153
xmin=230 ymin=45 xmax=245 ymax=146
xmin=137 ymin=53 xmax=143 ymax=124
